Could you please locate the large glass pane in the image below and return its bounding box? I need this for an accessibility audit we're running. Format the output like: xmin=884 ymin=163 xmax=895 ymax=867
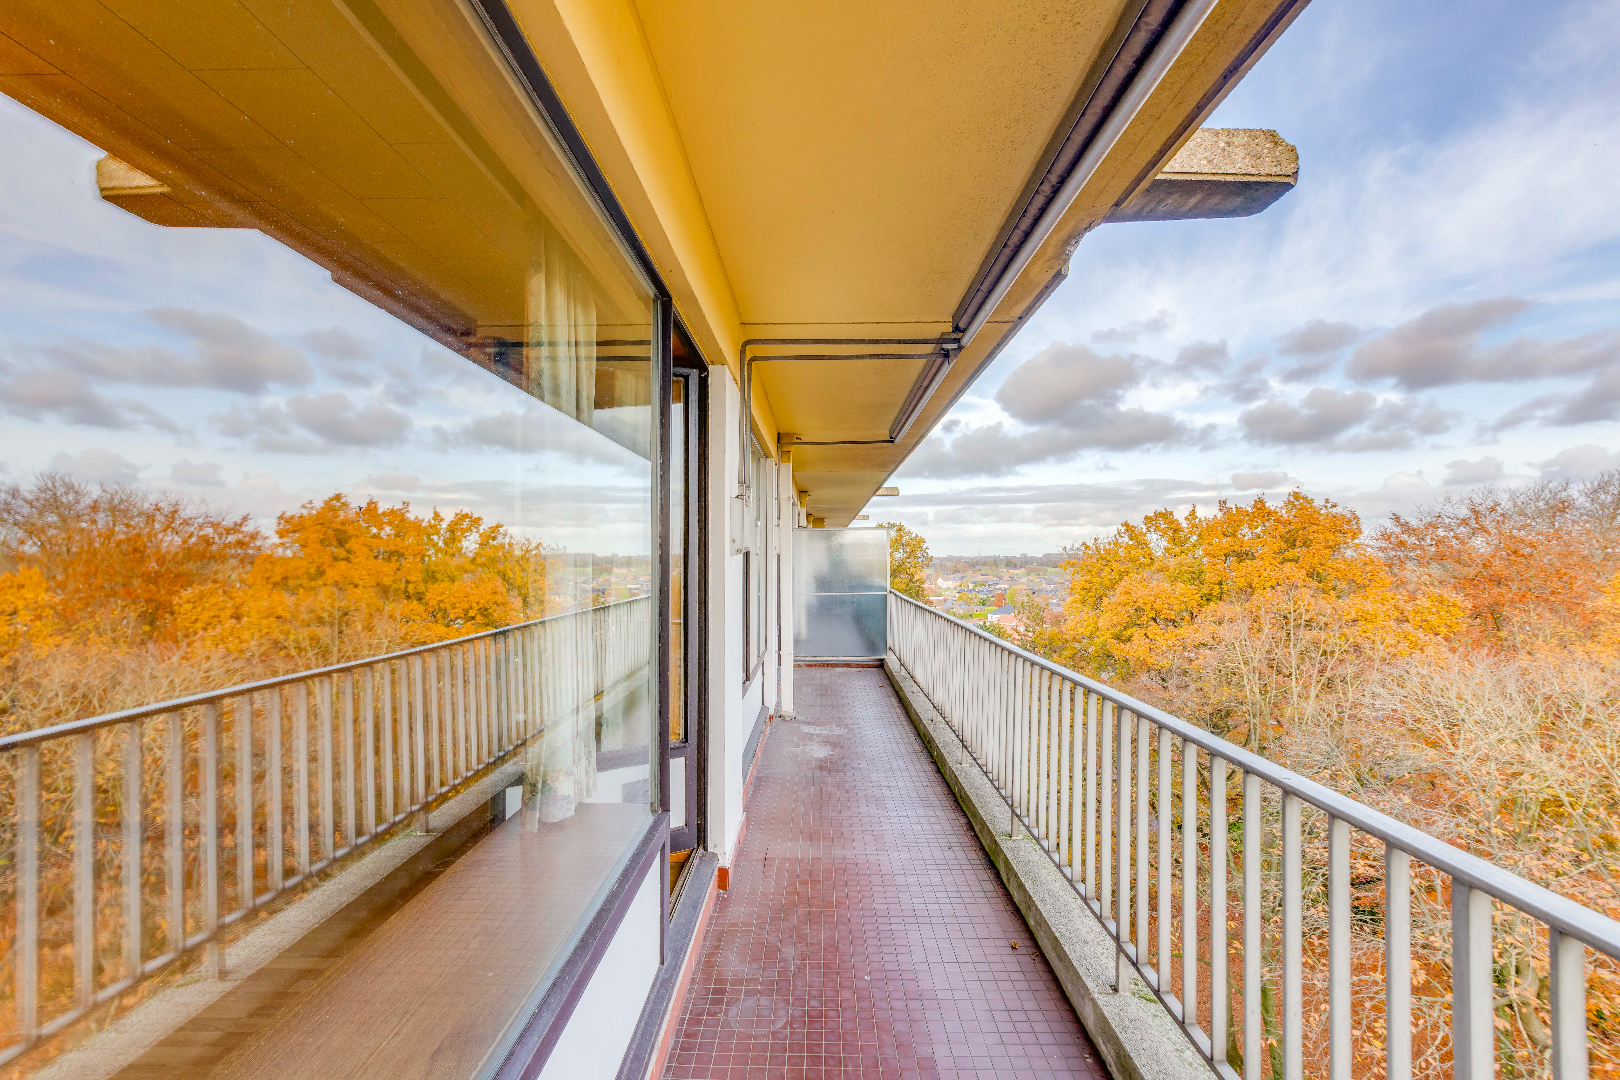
xmin=793 ymin=528 xmax=890 ymax=659
xmin=670 ymin=378 xmax=685 ymax=745
xmin=0 ymin=0 xmax=657 ymax=1074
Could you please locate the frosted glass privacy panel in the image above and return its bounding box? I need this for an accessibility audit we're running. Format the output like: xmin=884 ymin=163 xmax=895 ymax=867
xmin=794 ymin=528 xmax=890 ymax=659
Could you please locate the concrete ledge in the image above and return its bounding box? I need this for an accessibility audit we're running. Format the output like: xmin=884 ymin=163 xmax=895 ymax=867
xmin=1108 ymin=128 xmax=1297 ymax=223
xmin=884 ymin=658 xmax=1207 ymax=1080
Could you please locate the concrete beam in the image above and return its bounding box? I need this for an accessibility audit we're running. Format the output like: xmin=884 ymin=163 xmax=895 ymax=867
xmin=1108 ymin=128 xmax=1297 ymax=223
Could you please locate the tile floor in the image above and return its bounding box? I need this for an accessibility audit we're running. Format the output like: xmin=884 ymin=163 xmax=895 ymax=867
xmin=662 ymin=667 xmax=1108 ymax=1080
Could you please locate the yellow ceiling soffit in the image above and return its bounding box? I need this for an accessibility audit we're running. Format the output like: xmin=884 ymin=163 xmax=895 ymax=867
xmin=790 ymin=0 xmax=1309 ymax=525
xmin=505 ymin=0 xmax=786 ymax=447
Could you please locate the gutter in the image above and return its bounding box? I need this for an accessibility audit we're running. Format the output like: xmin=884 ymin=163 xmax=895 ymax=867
xmin=738 ymin=0 xmax=1216 ymax=500
xmin=955 ymin=0 xmax=1219 ymax=351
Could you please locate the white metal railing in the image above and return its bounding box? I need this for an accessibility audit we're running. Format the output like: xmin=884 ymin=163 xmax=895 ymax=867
xmin=0 ymin=595 xmax=651 ymax=1063
xmin=888 ymin=591 xmax=1619 ymax=1080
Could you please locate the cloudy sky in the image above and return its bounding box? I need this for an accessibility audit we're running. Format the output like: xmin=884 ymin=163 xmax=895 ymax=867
xmin=0 ymin=96 xmax=653 ymax=557
xmin=887 ymin=0 xmax=1620 ymax=554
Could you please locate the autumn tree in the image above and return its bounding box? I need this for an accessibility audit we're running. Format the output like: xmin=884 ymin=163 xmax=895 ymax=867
xmin=0 ymin=476 xmax=552 ymax=732
xmin=0 ymin=473 xmax=262 ymax=653
xmin=1372 ymin=473 xmax=1620 ymax=647
xmin=880 ymin=521 xmax=930 ymax=600
xmin=1034 ymin=484 xmax=1620 ymax=1076
xmin=178 ymin=494 xmax=549 ymax=666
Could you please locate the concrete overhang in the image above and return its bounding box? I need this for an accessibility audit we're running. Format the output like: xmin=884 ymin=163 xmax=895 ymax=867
xmin=1107 ymin=127 xmax=1298 ymax=223
xmin=4 ymin=0 xmax=1312 ymax=527
xmin=515 ymin=0 xmax=1313 ymax=525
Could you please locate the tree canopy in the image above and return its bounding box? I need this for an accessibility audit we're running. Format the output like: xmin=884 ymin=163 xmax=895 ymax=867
xmin=880 ymin=521 xmax=930 ymax=599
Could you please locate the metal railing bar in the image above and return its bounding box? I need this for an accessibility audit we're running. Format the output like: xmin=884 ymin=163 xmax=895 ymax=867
xmin=1181 ymin=738 xmax=1198 ymax=1037
xmin=1282 ymin=792 xmax=1302 ymax=1080
xmin=269 ymin=687 xmax=285 ymax=894
xmin=1550 ymin=926 xmax=1590 ymax=1080
xmin=202 ymin=703 xmax=221 ymax=979
xmin=1242 ymin=770 xmax=1261 ymax=1080
xmin=1452 ymin=882 xmax=1493 ymax=1080
xmin=123 ymin=722 xmax=142 ymax=981
xmin=166 ymin=713 xmax=184 ymax=955
xmin=1328 ymin=816 xmax=1350 ymax=1080
xmin=1209 ymin=755 xmax=1228 ymax=1072
xmin=238 ymin=695 xmax=255 ymax=914
xmin=74 ymin=731 xmax=95 ymax=1006
xmin=889 ymin=591 xmax=1620 ymax=956
xmin=362 ymin=670 xmax=376 ymax=837
xmin=17 ymin=745 xmax=40 ymax=1046
xmin=1385 ymin=844 xmax=1413 ymax=1080
xmin=0 ymin=596 xmax=650 ymax=750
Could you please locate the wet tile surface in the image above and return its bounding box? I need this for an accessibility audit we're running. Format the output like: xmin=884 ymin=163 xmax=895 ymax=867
xmin=663 ymin=667 xmax=1106 ymax=1080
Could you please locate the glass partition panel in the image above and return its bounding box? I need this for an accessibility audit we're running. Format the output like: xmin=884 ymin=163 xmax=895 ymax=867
xmin=793 ymin=528 xmax=890 ymax=660
xmin=0 ymin=0 xmax=657 ymax=1074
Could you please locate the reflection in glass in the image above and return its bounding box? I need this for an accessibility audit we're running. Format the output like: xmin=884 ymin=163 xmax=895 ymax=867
xmin=0 ymin=0 xmax=657 ymax=1074
xmin=670 ymin=378 xmax=685 ymax=745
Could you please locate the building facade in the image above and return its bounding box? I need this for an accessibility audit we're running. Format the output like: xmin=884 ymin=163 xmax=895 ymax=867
xmin=0 ymin=1 xmax=1308 ymax=1077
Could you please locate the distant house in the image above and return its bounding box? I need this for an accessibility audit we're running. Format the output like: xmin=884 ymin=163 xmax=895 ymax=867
xmin=987 ymin=604 xmax=1018 ymax=629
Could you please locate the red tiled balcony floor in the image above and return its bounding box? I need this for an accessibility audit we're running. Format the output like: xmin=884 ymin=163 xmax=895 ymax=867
xmin=663 ymin=667 xmax=1107 ymax=1080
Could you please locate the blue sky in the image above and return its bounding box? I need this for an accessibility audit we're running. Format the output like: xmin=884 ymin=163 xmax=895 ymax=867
xmin=890 ymin=0 xmax=1620 ymax=554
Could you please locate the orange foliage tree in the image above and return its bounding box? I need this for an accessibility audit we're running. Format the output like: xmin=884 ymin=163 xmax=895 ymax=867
xmin=0 ymin=476 xmax=548 ymax=734
xmin=1037 ymin=483 xmax=1620 ymax=1078
xmin=177 ymin=494 xmax=548 ymax=666
xmin=1372 ymin=473 xmax=1620 ymax=646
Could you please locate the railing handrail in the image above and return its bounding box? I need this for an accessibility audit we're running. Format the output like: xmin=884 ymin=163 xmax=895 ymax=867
xmin=0 ymin=593 xmax=652 ymax=753
xmin=891 ymin=589 xmax=1620 ymax=961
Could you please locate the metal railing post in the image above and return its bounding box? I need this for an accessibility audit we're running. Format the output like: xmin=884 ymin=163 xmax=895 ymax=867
xmin=876 ymin=591 xmax=1620 ymax=1080
xmin=1385 ymin=844 xmax=1412 ymax=1080
xmin=1452 ymin=880 xmax=1493 ymax=1080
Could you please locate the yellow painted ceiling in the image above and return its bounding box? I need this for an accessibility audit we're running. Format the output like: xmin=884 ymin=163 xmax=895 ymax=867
xmin=608 ymin=0 xmax=1303 ymax=524
xmin=633 ymin=0 xmax=1132 ymax=326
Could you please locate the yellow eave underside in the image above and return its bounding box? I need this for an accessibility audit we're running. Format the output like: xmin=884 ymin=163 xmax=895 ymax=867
xmin=518 ymin=0 xmax=1301 ymax=524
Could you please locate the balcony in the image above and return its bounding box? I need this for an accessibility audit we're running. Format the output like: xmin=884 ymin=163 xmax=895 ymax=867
xmin=1 ymin=597 xmax=656 ymax=1078
xmin=9 ymin=588 xmax=1618 ymax=1080
xmin=662 ymin=594 xmax=1620 ymax=1080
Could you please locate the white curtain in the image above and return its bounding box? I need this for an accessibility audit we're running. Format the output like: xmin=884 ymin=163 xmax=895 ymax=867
xmin=526 ymin=220 xmax=597 ymax=426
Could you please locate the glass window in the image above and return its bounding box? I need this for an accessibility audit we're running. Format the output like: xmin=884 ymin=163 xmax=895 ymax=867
xmin=670 ymin=376 xmax=685 ymax=744
xmin=745 ymin=439 xmax=774 ymax=678
xmin=0 ymin=0 xmax=657 ymax=1074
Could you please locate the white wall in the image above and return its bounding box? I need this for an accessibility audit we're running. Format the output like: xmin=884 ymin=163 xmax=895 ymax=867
xmin=537 ymin=858 xmax=662 ymax=1080
xmin=703 ymin=369 xmax=795 ymax=866
xmin=705 ymin=371 xmax=747 ymax=865
xmin=776 ymin=457 xmax=796 ymax=716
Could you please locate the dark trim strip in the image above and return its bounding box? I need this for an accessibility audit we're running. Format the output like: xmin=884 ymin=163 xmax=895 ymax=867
xmin=743 ymin=700 xmax=770 ymax=777
xmin=951 ymin=0 xmax=1184 ymax=332
xmin=493 ymin=813 xmax=670 ymax=1080
xmin=1109 ymin=0 xmax=1316 ymax=216
xmin=466 ymin=0 xmax=670 ymax=303
xmin=614 ymin=852 xmax=720 ymax=1080
xmin=656 ymin=296 xmax=674 ymax=832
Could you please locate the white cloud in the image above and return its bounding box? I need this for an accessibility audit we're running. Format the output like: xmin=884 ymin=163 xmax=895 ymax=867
xmin=47 ymin=447 xmax=140 ymax=484
xmin=1442 ymin=456 xmax=1505 ymax=485
xmin=1534 ymin=443 xmax=1620 ymax=479
xmin=170 ymin=458 xmax=225 ymax=486
xmin=1231 ymin=471 xmax=1292 ymax=490
xmin=364 ymin=472 xmax=420 ymax=491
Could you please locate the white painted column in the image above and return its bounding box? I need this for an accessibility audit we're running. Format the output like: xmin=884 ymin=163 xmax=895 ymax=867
xmin=705 ymin=367 xmax=746 ymax=863
xmin=776 ymin=455 xmax=796 ymax=717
